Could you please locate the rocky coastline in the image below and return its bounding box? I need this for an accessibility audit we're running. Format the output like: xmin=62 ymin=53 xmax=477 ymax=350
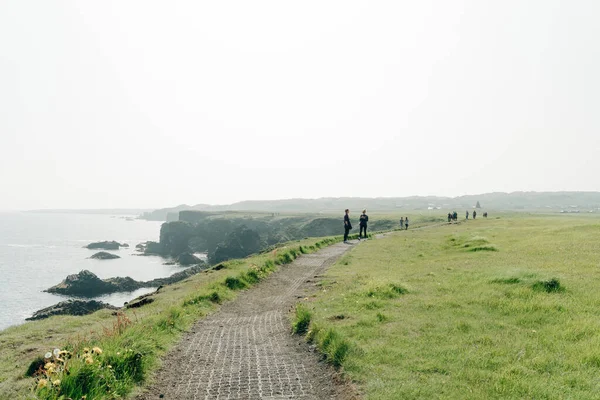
xmin=45 ymin=265 xmax=209 ymax=297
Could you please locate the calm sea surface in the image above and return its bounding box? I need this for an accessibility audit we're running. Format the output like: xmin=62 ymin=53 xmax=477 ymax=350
xmin=0 ymin=212 xmax=180 ymax=331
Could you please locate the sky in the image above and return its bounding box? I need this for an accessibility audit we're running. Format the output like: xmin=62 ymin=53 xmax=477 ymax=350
xmin=1 ymin=1 xmax=599 ymax=210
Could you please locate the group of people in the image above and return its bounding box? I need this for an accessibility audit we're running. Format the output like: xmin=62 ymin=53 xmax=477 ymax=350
xmin=399 ymin=216 xmax=409 ymax=230
xmin=343 ymin=209 xmax=369 ymax=243
xmin=343 ymin=208 xmax=491 ymax=243
xmin=447 ymin=210 xmax=488 ymax=222
xmin=342 ymin=209 xmax=409 ymax=244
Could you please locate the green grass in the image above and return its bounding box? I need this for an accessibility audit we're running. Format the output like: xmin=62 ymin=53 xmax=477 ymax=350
xmin=296 ymin=214 xmax=600 ymax=399
xmin=0 ymin=235 xmax=350 ymax=400
xmin=292 ymin=304 xmax=312 ymax=335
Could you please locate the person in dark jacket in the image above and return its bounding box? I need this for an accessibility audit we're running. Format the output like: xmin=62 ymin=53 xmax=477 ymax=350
xmin=343 ymin=209 xmax=352 ymax=243
xmin=359 ymin=210 xmax=369 ymax=239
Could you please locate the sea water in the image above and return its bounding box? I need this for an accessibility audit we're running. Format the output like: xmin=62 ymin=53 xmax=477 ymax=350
xmin=0 ymin=212 xmax=181 ymax=331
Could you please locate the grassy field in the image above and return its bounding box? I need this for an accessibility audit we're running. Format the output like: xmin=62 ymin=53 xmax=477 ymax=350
xmin=0 ymin=235 xmax=348 ymax=400
xmin=297 ymin=214 xmax=600 ymax=399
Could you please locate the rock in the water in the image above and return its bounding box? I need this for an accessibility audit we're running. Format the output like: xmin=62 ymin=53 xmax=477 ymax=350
xmin=90 ymin=251 xmax=121 ymax=260
xmin=176 ymin=252 xmax=203 ymax=266
xmin=26 ymin=300 xmax=119 ymax=321
xmin=45 ymin=270 xmax=141 ymax=297
xmin=85 ymin=241 xmax=127 ymax=250
xmin=45 ymin=264 xmax=211 ymax=297
xmin=135 ymin=241 xmax=164 ymax=255
xmin=105 ymin=276 xmax=141 ymax=292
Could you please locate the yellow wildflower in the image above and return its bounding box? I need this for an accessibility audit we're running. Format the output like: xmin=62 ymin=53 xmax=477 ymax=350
xmin=37 ymin=379 xmax=48 ymax=389
xmin=44 ymin=362 xmax=54 ymax=370
xmin=83 ymin=347 xmax=90 ymax=354
xmin=52 ymin=379 xmax=61 ymax=386
xmin=107 ymin=365 xmax=112 ymax=369
xmin=92 ymin=347 xmax=103 ymax=354
xmin=85 ymin=357 xmax=94 ymax=364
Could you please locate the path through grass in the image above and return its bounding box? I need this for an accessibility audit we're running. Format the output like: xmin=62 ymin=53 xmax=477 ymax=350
xmin=297 ymin=215 xmax=600 ymax=399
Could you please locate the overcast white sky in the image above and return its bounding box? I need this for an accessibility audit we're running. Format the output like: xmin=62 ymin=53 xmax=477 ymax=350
xmin=1 ymin=1 xmax=599 ymax=210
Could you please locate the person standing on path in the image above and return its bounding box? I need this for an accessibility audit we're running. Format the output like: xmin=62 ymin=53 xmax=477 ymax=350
xmin=405 ymin=217 xmax=409 ymax=230
xmin=359 ymin=209 xmax=368 ymax=239
xmin=466 ymin=210 xmax=469 ymax=220
xmin=400 ymin=217 xmax=404 ymax=230
xmin=473 ymin=210 xmax=477 ymax=219
xmin=343 ymin=209 xmax=352 ymax=243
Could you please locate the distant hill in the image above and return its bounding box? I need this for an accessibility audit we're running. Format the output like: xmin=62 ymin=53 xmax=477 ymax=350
xmin=139 ymin=204 xmax=211 ymax=221
xmin=139 ymin=192 xmax=600 ymax=221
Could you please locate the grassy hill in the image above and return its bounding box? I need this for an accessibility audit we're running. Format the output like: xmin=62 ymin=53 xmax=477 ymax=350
xmin=295 ymin=213 xmax=600 ymax=399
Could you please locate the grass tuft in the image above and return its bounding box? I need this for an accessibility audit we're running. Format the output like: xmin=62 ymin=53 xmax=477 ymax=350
xmin=365 ymin=283 xmax=408 ymax=299
xmin=224 ymin=276 xmax=247 ymax=290
xmin=292 ymin=304 xmax=312 ymax=335
xmin=318 ymin=328 xmax=350 ymax=367
xmin=532 ymin=278 xmax=564 ymax=293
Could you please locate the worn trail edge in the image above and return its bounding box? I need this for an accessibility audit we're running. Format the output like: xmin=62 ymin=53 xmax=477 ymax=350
xmin=137 ymin=242 xmax=358 ymax=400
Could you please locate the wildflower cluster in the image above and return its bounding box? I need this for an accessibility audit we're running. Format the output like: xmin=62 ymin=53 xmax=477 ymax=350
xmin=33 ymin=345 xmax=145 ymax=399
xmin=34 ymin=348 xmax=71 ymax=395
xmin=34 ymin=346 xmax=113 ymax=398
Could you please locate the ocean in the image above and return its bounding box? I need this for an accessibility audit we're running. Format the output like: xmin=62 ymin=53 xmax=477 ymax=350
xmin=0 ymin=212 xmax=182 ymax=331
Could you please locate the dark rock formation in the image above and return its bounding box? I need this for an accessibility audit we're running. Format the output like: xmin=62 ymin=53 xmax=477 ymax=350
xmin=90 ymin=251 xmax=121 ymax=260
xmin=159 ymin=221 xmax=195 ymax=256
xmin=136 ymin=241 xmax=164 ymax=255
xmin=125 ymin=290 xmax=158 ymax=309
xmin=45 ymin=270 xmax=123 ymax=296
xmin=126 ymin=297 xmax=154 ymax=308
xmin=85 ymin=241 xmax=127 ymax=250
xmin=105 ymin=276 xmax=142 ymax=292
xmin=45 ymin=265 xmax=209 ymax=297
xmin=210 ymin=226 xmax=262 ymax=264
xmin=176 ymin=252 xmax=203 ymax=266
xmin=26 ymin=300 xmax=118 ymax=321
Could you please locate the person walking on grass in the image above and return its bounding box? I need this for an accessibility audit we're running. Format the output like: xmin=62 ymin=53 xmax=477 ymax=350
xmin=359 ymin=209 xmax=368 ymax=240
xmin=400 ymin=217 xmax=404 ymax=230
xmin=343 ymin=209 xmax=352 ymax=243
xmin=473 ymin=210 xmax=477 ymax=219
xmin=405 ymin=217 xmax=409 ymax=230
xmin=466 ymin=210 xmax=469 ymax=220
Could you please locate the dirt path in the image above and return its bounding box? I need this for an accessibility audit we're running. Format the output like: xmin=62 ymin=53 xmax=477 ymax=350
xmin=137 ymin=241 xmax=359 ymax=400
